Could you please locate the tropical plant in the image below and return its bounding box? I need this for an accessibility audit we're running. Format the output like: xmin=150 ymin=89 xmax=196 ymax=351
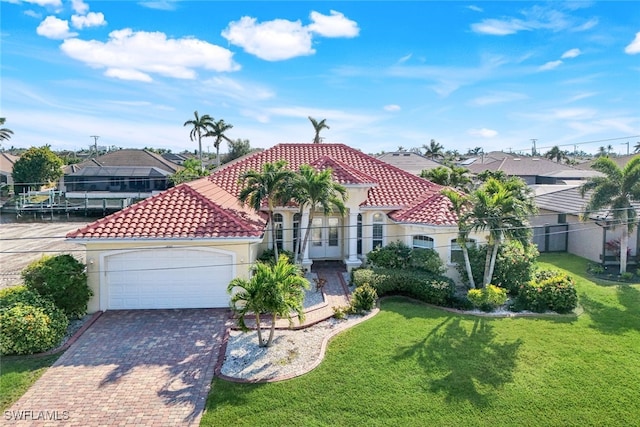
xmin=422 ymin=139 xmax=444 ymax=160
xmin=205 ymin=119 xmax=233 ymax=168
xmin=183 ymin=110 xmax=214 ymax=173
xmin=634 ymin=141 xmax=640 ymax=154
xmin=308 ymin=116 xmax=329 ymax=144
xmin=421 ymin=164 xmax=471 ymax=191
xmin=11 ymin=145 xmax=63 ymax=194
xmin=238 ymin=160 xmax=295 ymax=260
xmin=294 ymin=164 xmax=347 ymax=262
xmin=466 ymin=177 xmax=537 ymax=287
xmin=544 ymin=146 xmax=567 ymax=163
xmin=442 ymin=188 xmax=476 ymax=288
xmin=579 ymin=156 xmax=640 ymax=274
xmin=168 ymin=158 xmax=209 ymax=185
xmin=350 ymin=283 xmax=377 ymax=314
xmin=227 ymin=256 xmax=309 ymax=347
xmin=0 ymin=117 xmax=13 ymax=141
xmin=223 ymin=139 xmax=254 ymax=164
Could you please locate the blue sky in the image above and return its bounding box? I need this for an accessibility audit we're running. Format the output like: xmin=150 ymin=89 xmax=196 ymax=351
xmin=2 ymin=1 xmax=639 ymax=156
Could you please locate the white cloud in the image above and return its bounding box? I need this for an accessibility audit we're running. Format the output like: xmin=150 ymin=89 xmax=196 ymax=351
xmin=467 ymin=5 xmax=483 ymax=13
xmin=398 ymin=53 xmax=412 ymax=64
xmin=24 ymin=10 xmax=42 ymax=18
xmin=138 ymin=0 xmax=179 ymax=11
xmin=471 ymin=18 xmax=527 ymax=36
xmin=222 ymin=16 xmax=314 ymax=61
xmin=71 ymin=12 xmax=106 ymax=29
xmin=36 ymin=16 xmax=77 ymax=39
xmin=469 ymin=91 xmax=528 ymax=106
xmin=468 ymin=128 xmax=498 ymax=138
xmin=572 ymin=18 xmax=598 ymax=32
xmin=561 ymin=48 xmax=581 ymax=59
xmin=22 ymin=0 xmax=62 ymax=6
xmin=71 ymin=0 xmax=89 ymax=14
xmin=538 ymin=60 xmax=563 ymax=71
xmin=625 ymin=32 xmax=640 ymax=54
xmin=60 ymin=29 xmax=239 ymax=81
xmin=308 ymin=10 xmax=359 ymax=38
xmin=384 ymin=104 xmax=401 ymax=112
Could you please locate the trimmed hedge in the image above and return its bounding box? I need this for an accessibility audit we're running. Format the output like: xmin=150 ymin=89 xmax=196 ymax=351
xmin=0 ymin=286 xmax=68 ymax=355
xmin=353 ymin=268 xmax=455 ymax=306
xmin=515 ymin=270 xmax=578 ymax=314
xmin=366 ymin=241 xmax=445 ymax=274
xmin=22 ymin=254 xmax=91 ymax=319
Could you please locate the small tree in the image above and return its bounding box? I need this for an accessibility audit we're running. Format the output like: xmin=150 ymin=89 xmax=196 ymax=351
xmin=169 ymin=158 xmax=208 ymax=185
xmin=12 ymin=146 xmax=63 ymax=194
xmin=227 ymin=256 xmax=309 ymax=347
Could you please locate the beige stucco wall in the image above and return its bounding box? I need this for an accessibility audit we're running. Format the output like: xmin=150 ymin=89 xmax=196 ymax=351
xmin=82 ymin=239 xmax=259 ymax=313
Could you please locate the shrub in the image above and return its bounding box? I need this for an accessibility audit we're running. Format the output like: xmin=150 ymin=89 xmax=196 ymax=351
xmin=0 ymin=287 xmax=68 ymax=355
xmin=467 ymin=285 xmax=508 ymax=312
xmin=332 ymin=306 xmax=350 ymax=319
xmin=353 ymin=268 xmax=455 ymax=307
xmin=21 ymin=254 xmax=91 ymax=319
xmin=366 ymin=241 xmax=412 ymax=269
xmin=620 ymin=272 xmax=634 ymax=282
xmin=457 ymin=241 xmax=538 ymax=294
xmin=257 ymin=249 xmax=296 ymax=264
xmin=350 ymin=283 xmax=378 ymax=314
xmin=587 ymin=263 xmax=605 ymax=275
xmin=515 ymin=271 xmax=578 ymax=314
xmin=410 ymin=248 xmax=446 ymax=274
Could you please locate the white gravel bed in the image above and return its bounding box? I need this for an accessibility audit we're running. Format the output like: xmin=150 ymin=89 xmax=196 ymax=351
xmin=303 ymin=272 xmax=325 ymax=309
xmin=220 ymin=313 xmax=371 ymax=382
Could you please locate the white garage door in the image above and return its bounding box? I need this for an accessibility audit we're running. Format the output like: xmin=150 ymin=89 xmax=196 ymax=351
xmin=104 ymin=248 xmax=234 ymax=310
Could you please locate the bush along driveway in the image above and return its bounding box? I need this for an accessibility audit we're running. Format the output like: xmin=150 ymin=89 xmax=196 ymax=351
xmin=5 ymin=309 xmax=229 ymax=426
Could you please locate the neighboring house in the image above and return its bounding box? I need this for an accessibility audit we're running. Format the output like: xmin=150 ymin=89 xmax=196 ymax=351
xmin=466 ymin=156 xmax=598 ymax=185
xmin=61 ymin=149 xmax=182 ymax=199
xmin=377 ymin=152 xmax=442 ymax=175
xmin=161 ymin=152 xmax=191 ymax=165
xmin=0 ymin=152 xmax=19 ymax=186
xmin=67 ymin=143 xmax=472 ymax=312
xmin=574 ymin=154 xmax=639 ymax=170
xmin=532 ymin=186 xmax=639 ymax=264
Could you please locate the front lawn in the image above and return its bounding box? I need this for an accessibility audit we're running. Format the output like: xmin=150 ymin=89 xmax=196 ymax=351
xmin=203 ymin=253 xmax=640 ymax=426
xmin=0 ymin=354 xmax=60 ymax=410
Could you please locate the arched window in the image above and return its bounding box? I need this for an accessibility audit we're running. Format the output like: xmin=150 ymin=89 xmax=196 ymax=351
xmin=273 ymin=213 xmax=284 ymax=251
xmin=372 ymin=213 xmax=384 ymax=250
xmin=450 ymin=238 xmax=476 ymax=264
xmin=293 ymin=213 xmax=300 ymax=253
xmin=412 ymin=235 xmax=434 ymax=249
xmin=357 ymin=213 xmax=363 ymax=255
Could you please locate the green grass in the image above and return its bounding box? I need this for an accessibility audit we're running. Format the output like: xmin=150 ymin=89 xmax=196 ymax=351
xmin=0 ymin=354 xmax=60 ymax=410
xmin=202 ymin=253 xmax=640 ymax=426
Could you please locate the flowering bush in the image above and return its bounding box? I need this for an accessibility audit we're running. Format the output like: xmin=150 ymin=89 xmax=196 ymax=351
xmin=515 ymin=270 xmax=578 ymax=314
xmin=350 ymin=283 xmax=378 ymax=314
xmin=467 ymin=285 xmax=508 ymax=312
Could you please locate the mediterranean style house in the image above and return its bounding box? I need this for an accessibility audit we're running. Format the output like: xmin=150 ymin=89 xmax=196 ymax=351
xmin=67 ymin=143 xmax=465 ymax=312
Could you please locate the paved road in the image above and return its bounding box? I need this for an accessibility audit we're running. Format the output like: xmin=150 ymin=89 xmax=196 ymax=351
xmin=0 ymin=221 xmax=89 ymax=289
xmin=6 ymin=309 xmax=229 ymax=426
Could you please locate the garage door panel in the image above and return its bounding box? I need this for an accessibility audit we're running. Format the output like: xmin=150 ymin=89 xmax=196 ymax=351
xmin=104 ymin=248 xmax=233 ymax=310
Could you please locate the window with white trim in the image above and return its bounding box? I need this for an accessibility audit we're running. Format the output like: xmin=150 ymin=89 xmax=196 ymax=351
xmin=412 ymin=235 xmax=434 ymax=249
xmin=450 ymin=238 xmax=476 ymax=264
xmin=293 ymin=213 xmax=300 ymax=253
xmin=273 ymin=213 xmax=283 ymax=251
xmin=372 ymin=213 xmax=384 ymax=250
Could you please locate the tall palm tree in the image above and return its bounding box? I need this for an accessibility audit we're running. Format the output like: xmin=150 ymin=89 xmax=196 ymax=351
xmin=183 ymin=111 xmax=214 ymax=173
xmin=238 ymin=160 xmax=295 ymax=260
xmin=545 ymin=146 xmax=567 ymax=163
xmin=596 ymin=146 xmax=608 ymax=158
xmin=468 ymin=177 xmax=536 ymax=287
xmin=295 ymin=165 xmax=347 ymax=263
xmin=442 ymin=189 xmax=476 ymax=288
xmin=205 ymin=119 xmax=233 ymax=169
xmin=580 ymin=156 xmax=640 ymax=274
xmin=227 ymin=255 xmax=309 ymax=347
xmin=423 ymin=139 xmax=444 ymax=160
xmin=308 ymin=117 xmax=329 ymax=144
xmin=421 ymin=165 xmax=471 ymax=191
xmin=0 ymin=118 xmax=13 ymax=141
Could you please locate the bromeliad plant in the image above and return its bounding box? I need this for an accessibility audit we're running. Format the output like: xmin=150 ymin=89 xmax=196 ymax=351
xmin=227 ymin=255 xmax=310 ymax=347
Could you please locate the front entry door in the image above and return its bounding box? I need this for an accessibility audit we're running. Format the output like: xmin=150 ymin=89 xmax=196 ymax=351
xmin=309 ymin=217 xmax=341 ymax=259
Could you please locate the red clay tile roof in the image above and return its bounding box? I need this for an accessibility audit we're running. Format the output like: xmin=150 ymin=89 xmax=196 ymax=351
xmin=67 ymin=178 xmax=266 ymax=239
xmin=308 ymin=156 xmax=378 ymax=185
xmin=389 ymin=192 xmax=458 ymax=226
xmin=213 ymin=143 xmax=445 ymax=210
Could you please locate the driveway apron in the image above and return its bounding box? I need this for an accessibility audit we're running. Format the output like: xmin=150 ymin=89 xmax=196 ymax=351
xmin=6 ymin=309 xmax=229 ymax=426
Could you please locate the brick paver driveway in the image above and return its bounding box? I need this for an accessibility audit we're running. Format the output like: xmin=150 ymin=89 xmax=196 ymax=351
xmin=6 ymin=309 xmax=229 ymax=426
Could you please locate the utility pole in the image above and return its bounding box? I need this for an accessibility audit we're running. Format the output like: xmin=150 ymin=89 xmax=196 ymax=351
xmin=622 ymin=141 xmax=629 ymax=155
xmin=531 ymin=139 xmax=538 ymax=156
xmin=90 ymin=135 xmax=100 ymax=157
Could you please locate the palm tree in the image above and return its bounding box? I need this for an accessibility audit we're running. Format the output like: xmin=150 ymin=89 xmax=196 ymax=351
xmin=634 ymin=141 xmax=640 ymax=154
xmin=183 ymin=111 xmax=214 ymax=173
xmin=467 ymin=177 xmax=536 ymax=287
xmin=421 ymin=165 xmax=471 ymax=191
xmin=227 ymin=255 xmax=310 ymax=347
xmin=0 ymin=118 xmax=13 ymax=141
xmin=205 ymin=119 xmax=233 ymax=169
xmin=294 ymin=165 xmax=347 ymax=263
xmin=238 ymin=160 xmax=295 ymax=260
xmin=308 ymin=117 xmax=329 ymax=144
xmin=545 ymin=146 xmax=567 ymax=163
xmin=423 ymin=139 xmax=444 ymax=160
xmin=596 ymin=146 xmax=608 ymax=158
xmin=442 ymin=189 xmax=476 ymax=288
xmin=580 ymin=156 xmax=640 ymax=274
